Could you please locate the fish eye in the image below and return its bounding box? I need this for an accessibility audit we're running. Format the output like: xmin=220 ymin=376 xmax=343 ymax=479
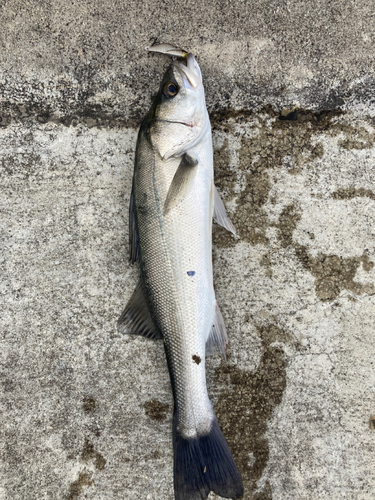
xmin=163 ymin=82 xmax=179 ymax=98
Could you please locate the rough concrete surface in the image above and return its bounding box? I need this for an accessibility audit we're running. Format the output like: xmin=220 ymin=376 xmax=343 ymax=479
xmin=1 ymin=1 xmax=375 ymax=499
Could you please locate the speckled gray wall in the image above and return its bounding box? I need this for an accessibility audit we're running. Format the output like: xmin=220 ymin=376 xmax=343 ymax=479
xmin=1 ymin=1 xmax=375 ymax=499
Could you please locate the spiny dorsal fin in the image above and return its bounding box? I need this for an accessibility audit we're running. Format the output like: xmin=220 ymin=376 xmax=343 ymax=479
xmin=213 ymin=183 xmax=236 ymax=235
xmin=117 ymin=280 xmax=161 ymax=340
xmin=129 ymin=187 xmax=141 ymax=263
xmin=206 ymin=303 xmax=228 ymax=359
xmin=163 ymin=153 xmax=198 ymax=215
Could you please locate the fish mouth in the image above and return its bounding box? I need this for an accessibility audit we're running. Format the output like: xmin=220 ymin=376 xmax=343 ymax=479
xmin=173 ymin=54 xmax=202 ymax=89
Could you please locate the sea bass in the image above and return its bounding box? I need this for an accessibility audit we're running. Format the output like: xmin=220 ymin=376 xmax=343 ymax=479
xmin=118 ymin=45 xmax=243 ymax=500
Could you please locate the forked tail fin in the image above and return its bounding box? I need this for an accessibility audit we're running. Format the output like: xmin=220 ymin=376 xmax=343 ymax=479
xmin=173 ymin=415 xmax=244 ymax=500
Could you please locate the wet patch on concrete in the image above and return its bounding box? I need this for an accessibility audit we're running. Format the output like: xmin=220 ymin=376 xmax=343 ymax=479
xmin=0 ymin=90 xmax=143 ymax=129
xmin=213 ymin=108 xmax=339 ymax=247
xmin=332 ymin=187 xmax=375 ymax=201
xmin=336 ymin=124 xmax=375 ymax=150
xmin=277 ymin=204 xmax=375 ymax=301
xmin=81 ymin=438 xmax=106 ymax=470
xmin=213 ymin=108 xmax=375 ymax=248
xmin=144 ymin=399 xmax=170 ymax=422
xmin=82 ymin=397 xmax=96 ymax=413
xmin=214 ymin=324 xmax=292 ymax=499
xmin=144 ymin=449 xmax=162 ymax=460
xmin=260 ymin=253 xmax=273 ymax=278
xmin=68 ymin=472 xmax=93 ymax=500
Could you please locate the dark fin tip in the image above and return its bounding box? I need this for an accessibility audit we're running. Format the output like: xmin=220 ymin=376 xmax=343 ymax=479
xmin=174 ymin=417 xmax=244 ymax=500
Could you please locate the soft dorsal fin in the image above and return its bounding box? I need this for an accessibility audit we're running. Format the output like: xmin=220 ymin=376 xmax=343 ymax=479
xmin=206 ymin=303 xmax=228 ymax=359
xmin=213 ymin=183 xmax=236 ymax=235
xmin=129 ymin=187 xmax=141 ymax=263
xmin=117 ymin=280 xmax=161 ymax=340
xmin=163 ymin=153 xmax=198 ymax=215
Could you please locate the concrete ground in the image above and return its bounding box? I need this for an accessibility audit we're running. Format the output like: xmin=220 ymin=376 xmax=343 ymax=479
xmin=1 ymin=1 xmax=375 ymax=499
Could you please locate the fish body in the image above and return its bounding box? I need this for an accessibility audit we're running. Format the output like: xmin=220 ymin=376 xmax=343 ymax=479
xmin=119 ymin=50 xmax=243 ymax=500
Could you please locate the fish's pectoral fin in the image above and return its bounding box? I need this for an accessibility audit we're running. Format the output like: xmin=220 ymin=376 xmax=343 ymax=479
xmin=206 ymin=303 xmax=228 ymax=360
xmin=163 ymin=153 xmax=198 ymax=215
xmin=129 ymin=186 xmax=141 ymax=263
xmin=117 ymin=280 xmax=162 ymax=340
xmin=213 ymin=183 xmax=236 ymax=235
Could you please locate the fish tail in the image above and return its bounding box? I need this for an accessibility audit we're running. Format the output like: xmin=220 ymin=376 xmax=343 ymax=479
xmin=173 ymin=414 xmax=244 ymax=500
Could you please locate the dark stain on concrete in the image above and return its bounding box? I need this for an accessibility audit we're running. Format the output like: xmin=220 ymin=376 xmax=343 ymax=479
xmin=145 ymin=449 xmax=162 ymax=460
xmin=276 ymin=204 xmax=375 ymax=301
xmin=332 ymin=187 xmax=375 ymax=201
xmin=81 ymin=438 xmax=106 ymax=470
xmin=260 ymin=253 xmax=273 ymax=278
xmin=213 ymin=107 xmax=374 ymax=249
xmin=215 ymin=324 xmax=291 ymax=499
xmin=82 ymin=397 xmax=96 ymax=413
xmin=144 ymin=398 xmax=170 ymax=422
xmin=253 ymin=480 xmax=273 ymax=500
xmin=276 ymin=204 xmax=302 ymax=248
xmin=0 ymin=95 xmax=142 ymax=130
xmin=192 ymin=354 xmax=202 ymax=365
xmin=213 ymin=108 xmax=340 ymax=248
xmin=336 ymin=125 xmax=375 ymax=150
xmin=68 ymin=472 xmax=93 ymax=500
xmin=361 ymin=253 xmax=374 ymax=272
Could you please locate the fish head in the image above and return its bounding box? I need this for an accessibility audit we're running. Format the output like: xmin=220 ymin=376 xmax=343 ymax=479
xmin=146 ymin=53 xmax=209 ymax=160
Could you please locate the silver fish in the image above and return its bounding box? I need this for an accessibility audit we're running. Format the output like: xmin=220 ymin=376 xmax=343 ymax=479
xmin=118 ymin=48 xmax=243 ymax=500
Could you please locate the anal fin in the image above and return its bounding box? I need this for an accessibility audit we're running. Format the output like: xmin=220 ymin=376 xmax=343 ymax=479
xmin=117 ymin=280 xmax=161 ymax=340
xmin=206 ymin=303 xmax=228 ymax=359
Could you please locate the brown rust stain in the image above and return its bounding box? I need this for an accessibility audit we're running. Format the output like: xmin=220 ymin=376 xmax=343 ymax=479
xmin=68 ymin=472 xmax=93 ymax=500
xmin=81 ymin=438 xmax=106 ymax=470
xmin=215 ymin=325 xmax=293 ymax=499
xmin=277 ymin=204 xmax=374 ymax=301
xmin=144 ymin=399 xmax=170 ymax=422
